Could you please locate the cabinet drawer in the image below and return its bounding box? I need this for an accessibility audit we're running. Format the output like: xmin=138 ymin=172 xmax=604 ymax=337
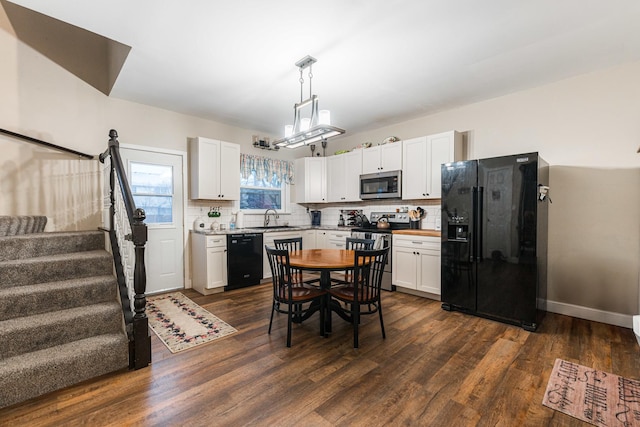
xmin=328 ymin=240 xmax=347 ymax=249
xmin=393 ymin=236 xmax=440 ymax=251
xmin=327 ymin=231 xmax=350 ymax=239
xmin=327 ymin=231 xmax=350 ymax=249
xmin=206 ymin=236 xmax=227 ymax=248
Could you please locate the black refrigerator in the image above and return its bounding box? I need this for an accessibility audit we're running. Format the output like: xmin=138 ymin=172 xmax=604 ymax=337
xmin=440 ymin=152 xmax=549 ymax=331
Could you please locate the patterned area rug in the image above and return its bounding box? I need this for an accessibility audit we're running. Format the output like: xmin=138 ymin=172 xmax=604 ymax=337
xmin=147 ymin=292 xmax=237 ymax=353
xmin=543 ymin=358 xmax=640 ymax=426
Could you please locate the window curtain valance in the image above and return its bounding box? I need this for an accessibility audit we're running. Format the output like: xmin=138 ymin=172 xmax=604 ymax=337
xmin=240 ymin=154 xmax=294 ymax=184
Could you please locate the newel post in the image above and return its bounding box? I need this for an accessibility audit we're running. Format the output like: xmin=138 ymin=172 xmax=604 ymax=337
xmin=131 ymin=208 xmax=151 ymax=369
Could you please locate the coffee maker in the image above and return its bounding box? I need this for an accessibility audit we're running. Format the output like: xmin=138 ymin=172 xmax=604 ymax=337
xmin=310 ymin=210 xmax=321 ymax=226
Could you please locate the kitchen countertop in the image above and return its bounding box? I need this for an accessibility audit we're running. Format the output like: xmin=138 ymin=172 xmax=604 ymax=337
xmin=192 ymin=226 xmax=441 ymax=237
xmin=191 ymin=225 xmax=353 ymax=235
xmin=392 ymin=229 xmax=441 ymax=238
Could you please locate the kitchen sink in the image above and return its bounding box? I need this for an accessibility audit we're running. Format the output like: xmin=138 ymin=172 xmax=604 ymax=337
xmin=253 ymin=225 xmax=294 ymax=229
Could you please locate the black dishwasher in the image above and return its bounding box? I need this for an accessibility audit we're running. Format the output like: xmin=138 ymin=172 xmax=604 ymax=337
xmin=226 ymin=233 xmax=263 ymax=290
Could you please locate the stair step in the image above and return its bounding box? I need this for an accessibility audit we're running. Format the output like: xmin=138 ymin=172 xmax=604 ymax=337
xmin=0 ymin=230 xmax=104 ymax=262
xmin=0 ymin=229 xmax=133 ymax=409
xmin=0 ymin=215 xmax=47 ymax=237
xmin=0 ymin=333 xmax=129 ymax=409
xmin=0 ymin=250 xmax=113 ymax=289
xmin=0 ymin=275 xmax=118 ymax=321
xmin=0 ymin=302 xmax=125 ymax=359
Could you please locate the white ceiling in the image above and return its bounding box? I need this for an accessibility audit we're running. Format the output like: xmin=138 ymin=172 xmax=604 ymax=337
xmin=7 ymin=0 xmax=640 ymax=138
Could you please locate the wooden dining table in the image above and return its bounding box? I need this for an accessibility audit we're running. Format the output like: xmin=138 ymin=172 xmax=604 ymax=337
xmin=288 ymin=248 xmax=361 ymax=334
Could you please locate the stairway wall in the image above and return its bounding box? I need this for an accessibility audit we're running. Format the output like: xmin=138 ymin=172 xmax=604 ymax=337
xmin=0 ymin=215 xmax=47 ymax=236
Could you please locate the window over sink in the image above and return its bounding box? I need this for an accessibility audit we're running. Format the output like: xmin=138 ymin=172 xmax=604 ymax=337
xmin=239 ymin=154 xmax=293 ymax=213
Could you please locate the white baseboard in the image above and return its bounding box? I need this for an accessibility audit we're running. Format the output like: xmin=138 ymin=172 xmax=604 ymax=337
xmin=395 ymin=287 xmax=441 ymax=301
xmin=546 ymin=300 xmax=634 ymax=329
xmin=634 ymin=315 xmax=640 ymax=346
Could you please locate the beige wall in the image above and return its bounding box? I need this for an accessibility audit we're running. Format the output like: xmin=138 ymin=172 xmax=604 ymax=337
xmin=0 ymin=3 xmax=294 ymax=226
xmin=334 ymin=62 xmax=640 ymax=167
xmin=0 ymin=6 xmax=290 ymax=290
xmin=1 ymin=2 xmax=638 ymax=320
xmin=334 ymin=62 xmax=640 ymax=319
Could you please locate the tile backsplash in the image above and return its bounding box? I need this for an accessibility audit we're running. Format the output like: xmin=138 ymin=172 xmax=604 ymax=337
xmin=186 ymin=199 xmax=441 ymax=231
xmin=316 ymin=201 xmax=441 ymax=230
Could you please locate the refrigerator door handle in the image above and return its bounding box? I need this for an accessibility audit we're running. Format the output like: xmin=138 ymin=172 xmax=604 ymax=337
xmin=472 ymin=186 xmax=478 ymax=263
xmin=476 ymin=186 xmax=484 ymax=262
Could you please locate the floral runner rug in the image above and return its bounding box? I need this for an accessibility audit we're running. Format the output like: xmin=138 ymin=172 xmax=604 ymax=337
xmin=542 ymin=358 xmax=640 ymax=426
xmin=147 ymin=292 xmax=237 ymax=353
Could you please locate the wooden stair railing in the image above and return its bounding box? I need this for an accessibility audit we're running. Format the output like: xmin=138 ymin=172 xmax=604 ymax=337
xmin=99 ymin=129 xmax=151 ymax=370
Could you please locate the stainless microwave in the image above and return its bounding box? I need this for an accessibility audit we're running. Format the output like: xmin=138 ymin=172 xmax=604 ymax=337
xmin=359 ymin=170 xmax=402 ymax=199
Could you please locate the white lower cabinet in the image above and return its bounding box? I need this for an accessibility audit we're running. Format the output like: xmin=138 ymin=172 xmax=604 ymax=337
xmin=315 ymin=230 xmax=329 ymax=249
xmin=191 ymin=233 xmax=227 ymax=295
xmin=392 ymin=234 xmax=441 ymax=295
xmin=302 ymin=229 xmax=317 ymax=249
xmin=301 ymin=229 xmax=350 ymax=249
xmin=325 ymin=230 xmax=351 ymax=249
xmin=262 ymin=231 xmax=303 ymax=279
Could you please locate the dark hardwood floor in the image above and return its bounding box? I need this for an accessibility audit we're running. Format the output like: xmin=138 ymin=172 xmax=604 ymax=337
xmin=1 ymin=283 xmax=639 ymax=426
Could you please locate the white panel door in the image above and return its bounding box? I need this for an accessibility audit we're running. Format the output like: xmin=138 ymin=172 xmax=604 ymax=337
xmin=121 ymin=147 xmax=185 ymax=294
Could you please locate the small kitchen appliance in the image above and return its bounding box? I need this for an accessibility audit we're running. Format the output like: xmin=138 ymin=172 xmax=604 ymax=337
xmin=359 ymin=170 xmax=402 ymax=200
xmin=346 ymin=210 xmax=363 ymax=226
xmin=226 ymin=233 xmax=263 ymax=290
xmin=310 ymin=210 xmax=321 ymax=226
xmin=234 ymin=210 xmax=244 ymax=229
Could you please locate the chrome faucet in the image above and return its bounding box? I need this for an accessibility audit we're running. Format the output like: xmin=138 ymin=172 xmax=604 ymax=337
xmin=264 ymin=208 xmax=279 ymax=227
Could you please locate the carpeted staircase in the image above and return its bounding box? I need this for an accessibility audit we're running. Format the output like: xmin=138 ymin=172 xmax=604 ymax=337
xmin=0 ymin=230 xmax=129 ymax=409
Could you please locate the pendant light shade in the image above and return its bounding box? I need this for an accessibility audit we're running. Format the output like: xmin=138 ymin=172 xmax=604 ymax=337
xmin=274 ymin=55 xmax=345 ymax=149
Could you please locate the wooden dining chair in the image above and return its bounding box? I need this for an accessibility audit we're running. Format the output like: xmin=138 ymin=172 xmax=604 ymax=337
xmin=274 ymin=237 xmax=320 ymax=286
xmin=265 ymin=246 xmax=326 ymax=347
xmin=331 ymin=237 xmax=376 ymax=285
xmin=328 ymin=247 xmax=389 ymax=348
xmin=345 ymin=237 xmax=375 ymax=250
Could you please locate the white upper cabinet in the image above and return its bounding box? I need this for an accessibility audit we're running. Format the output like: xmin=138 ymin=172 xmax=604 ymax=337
xmin=294 ymin=157 xmax=326 ymax=203
xmin=361 ymin=143 xmax=402 ymax=174
xmin=189 ymin=137 xmax=240 ymax=200
xmin=327 ymin=150 xmax=362 ymax=202
xmin=426 ymin=131 xmax=464 ymax=199
xmin=402 ymin=131 xmax=464 ymax=199
xmin=219 ymin=141 xmax=241 ymax=200
xmin=402 ymin=136 xmax=428 ymax=200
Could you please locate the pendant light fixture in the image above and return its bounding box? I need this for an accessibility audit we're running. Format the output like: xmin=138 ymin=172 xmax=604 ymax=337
xmin=274 ymin=55 xmax=345 ymax=149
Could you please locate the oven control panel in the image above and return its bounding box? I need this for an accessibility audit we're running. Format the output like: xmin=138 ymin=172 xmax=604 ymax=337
xmin=369 ymin=211 xmax=411 ymax=225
